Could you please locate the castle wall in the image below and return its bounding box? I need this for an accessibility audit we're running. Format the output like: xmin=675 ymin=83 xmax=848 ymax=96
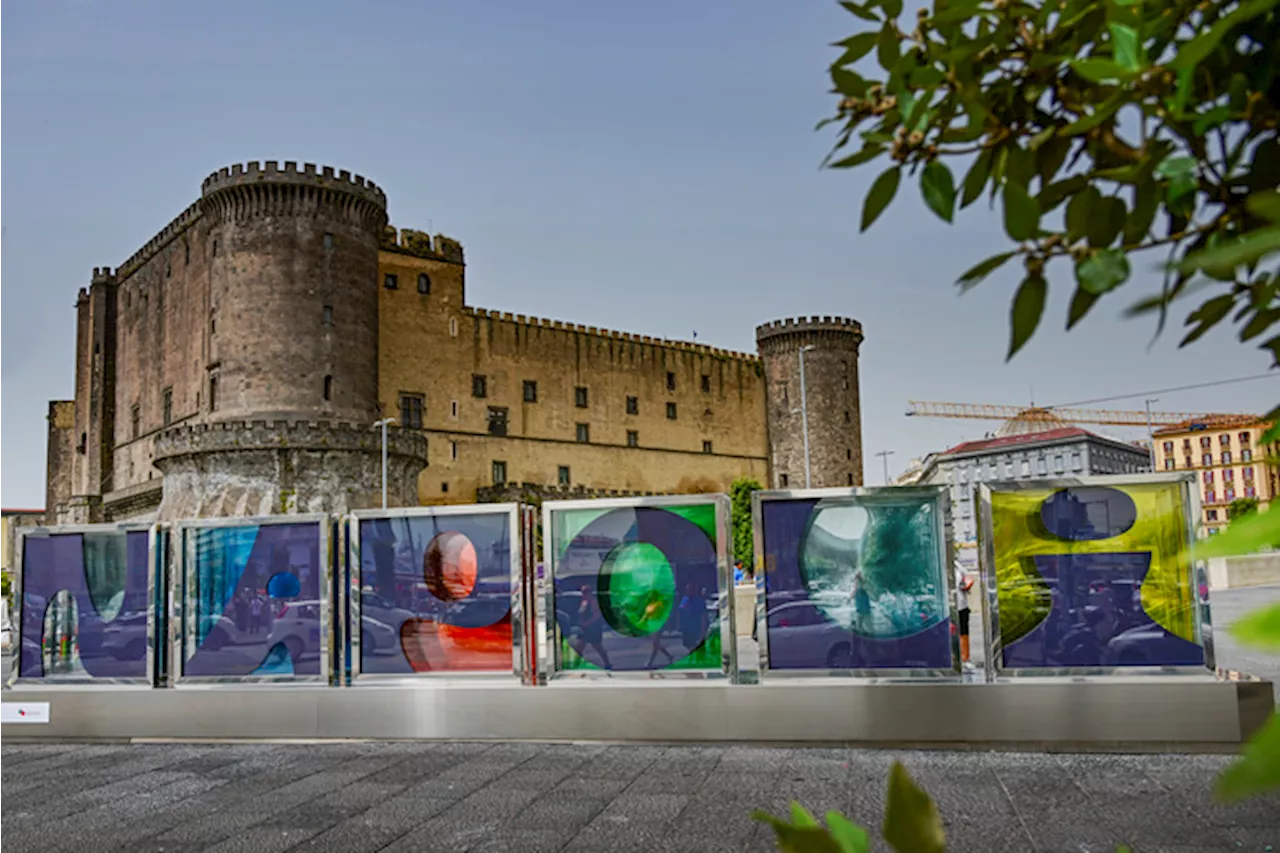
xmin=110 ymin=207 xmax=210 ymax=494
xmin=377 ymin=235 xmax=769 ymax=503
xmin=45 ymin=401 xmax=77 ymax=520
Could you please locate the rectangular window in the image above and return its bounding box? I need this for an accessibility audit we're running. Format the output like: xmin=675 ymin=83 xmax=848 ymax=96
xmin=451 ymin=441 xmax=458 ymax=460
xmin=575 ymin=386 xmax=589 ymax=408
xmin=441 ymin=482 xmax=449 ymax=493
xmin=399 ymin=394 xmax=424 ymax=430
xmin=1036 ymin=457 xmax=1047 ymax=475
xmin=558 ymin=466 xmax=570 ymax=486
xmin=487 ymin=407 xmax=508 ymax=436
xmin=492 ymin=460 xmax=507 ymax=485
xmin=323 ymin=232 xmax=334 ymax=250
xmin=1224 ymin=467 xmax=1234 ymax=482
xmin=1244 ymin=465 xmax=1255 ymax=480
xmin=666 ymin=372 xmax=676 ymax=391
xmin=1203 ymin=453 xmax=1213 ymax=466
xmin=162 ymin=387 xmax=173 ymax=426
xmin=1225 ymin=487 xmax=1236 ymax=501
xmin=847 ymin=448 xmax=853 ymax=461
xmin=417 ymin=273 xmax=431 ymax=294
xmin=1245 ymin=485 xmax=1256 ymax=498
xmin=1162 ymin=441 xmax=1174 ymax=452
xmin=472 ymin=374 xmax=487 ymax=398
xmin=131 ymin=404 xmax=140 ymax=439
xmin=323 ymin=375 xmax=333 ymax=401
xmin=1206 ymin=489 xmax=1216 ymax=503
xmin=1183 ymin=439 xmax=1192 ymax=450
xmin=1164 ymin=459 xmax=1175 ymax=470
xmin=1201 ymin=436 xmax=1212 ymax=448
xmin=702 ymin=440 xmax=713 ymax=454
xmin=1220 ymin=433 xmax=1231 ymax=446
xmin=626 ymin=430 xmax=639 ymax=447
xmin=1242 ymin=448 xmax=1253 ymax=461
xmin=1207 ymin=509 xmax=1219 ymax=520
xmin=523 ymin=380 xmax=538 ymax=403
xmin=847 ymin=473 xmax=854 ymax=485
xmin=1240 ymin=431 xmax=1251 ymax=445
xmin=1204 ymin=470 xmax=1214 ymax=483
xmin=1185 ymin=456 xmax=1193 ymax=468
xmin=1021 ymin=459 xmax=1031 ymax=476
xmin=209 ymin=376 xmax=219 ymax=412
xmin=701 ymin=374 xmax=711 ymax=393
xmin=780 ymin=473 xmax=789 ymax=487
xmin=576 ymin=423 xmax=590 ymax=443
xmin=384 ymin=273 xmax=398 ymax=289
xmin=451 ymin=400 xmax=459 ymax=419
xmin=844 ymin=410 xmax=851 ymax=424
xmin=666 ymin=402 xmax=677 ymax=420
xmin=626 ymin=396 xmax=639 ymax=415
xmin=322 ymin=305 xmax=334 ymax=326
xmin=1223 ymin=450 xmax=1233 ymax=464
xmin=1053 ymin=454 xmax=1064 ymax=473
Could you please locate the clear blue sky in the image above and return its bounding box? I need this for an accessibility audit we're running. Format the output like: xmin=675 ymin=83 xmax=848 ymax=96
xmin=3 ymin=0 xmax=1276 ymax=507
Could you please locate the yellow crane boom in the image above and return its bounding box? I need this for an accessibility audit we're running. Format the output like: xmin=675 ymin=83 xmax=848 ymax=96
xmin=905 ymin=401 xmax=1250 ymax=428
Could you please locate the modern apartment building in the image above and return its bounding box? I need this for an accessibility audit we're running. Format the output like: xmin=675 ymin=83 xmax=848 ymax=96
xmin=1152 ymin=416 xmax=1277 ymax=533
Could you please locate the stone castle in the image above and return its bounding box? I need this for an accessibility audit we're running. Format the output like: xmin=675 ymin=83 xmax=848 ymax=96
xmin=43 ymin=161 xmax=864 ymax=523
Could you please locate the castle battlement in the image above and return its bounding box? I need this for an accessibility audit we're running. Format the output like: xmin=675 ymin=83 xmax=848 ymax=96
xmin=380 ymin=226 xmax=465 ymax=264
xmin=201 ymin=161 xmax=388 ymax=211
xmin=116 ymin=202 xmax=203 ymax=280
xmin=755 ymin=315 xmax=864 ymax=348
xmin=463 ymin=307 xmax=760 ymax=362
xmin=153 ymin=418 xmax=427 ymax=462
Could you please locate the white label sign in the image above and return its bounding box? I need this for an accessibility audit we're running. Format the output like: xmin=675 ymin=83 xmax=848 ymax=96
xmin=1 ymin=702 xmax=51 ymax=724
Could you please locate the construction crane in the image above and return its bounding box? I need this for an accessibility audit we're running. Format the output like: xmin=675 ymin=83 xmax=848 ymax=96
xmin=905 ymin=401 xmax=1252 ymax=433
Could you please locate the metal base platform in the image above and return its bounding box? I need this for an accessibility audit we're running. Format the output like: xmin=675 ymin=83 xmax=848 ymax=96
xmin=3 ymin=676 xmax=1274 ymax=751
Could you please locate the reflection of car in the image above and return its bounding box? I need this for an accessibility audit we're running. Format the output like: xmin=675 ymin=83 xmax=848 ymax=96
xmin=199 ymin=614 xmax=258 ymax=650
xmin=101 ymin=612 xmax=149 ymax=661
xmin=766 ymin=602 xmax=852 ymax=668
xmin=266 ymin=600 xmax=323 ymax=660
xmin=360 ymin=591 xmax=415 ymax=627
xmin=361 ymin=616 xmax=397 ymax=656
xmin=1106 ymin=623 xmax=1173 ymax=665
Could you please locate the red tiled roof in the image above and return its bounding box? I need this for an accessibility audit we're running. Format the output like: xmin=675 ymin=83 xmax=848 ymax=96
xmin=941 ymin=427 xmax=1093 ymax=456
xmin=1151 ymin=414 xmax=1264 ymax=436
xmin=1 ymin=508 xmax=45 ymax=515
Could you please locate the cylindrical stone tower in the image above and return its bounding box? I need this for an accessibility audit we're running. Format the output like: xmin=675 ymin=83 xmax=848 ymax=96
xmin=153 ymin=161 xmax=426 ymax=519
xmin=756 ymin=316 xmax=864 ymax=490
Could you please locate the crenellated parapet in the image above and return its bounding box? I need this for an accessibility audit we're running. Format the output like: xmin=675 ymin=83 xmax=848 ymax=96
xmin=116 ymin=203 xmax=203 ymax=279
xmin=200 ymin=161 xmax=387 ymax=229
xmin=380 ymin=226 xmax=466 ymax=264
xmin=464 ymin=307 xmax=760 ymax=362
xmin=755 ymin=315 xmax=864 ymax=354
xmin=153 ymin=419 xmax=427 ymax=463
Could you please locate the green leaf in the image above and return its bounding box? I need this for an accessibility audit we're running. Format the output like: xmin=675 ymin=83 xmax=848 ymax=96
xmin=753 ymin=811 xmax=847 ymax=853
xmin=833 ymin=32 xmax=879 ymax=67
xmin=1087 ymin=195 xmax=1127 ymax=248
xmin=956 ymin=251 xmax=1017 ymax=292
xmin=1124 ymin=184 xmax=1160 ymax=244
xmin=1071 ymin=57 xmax=1134 ymax=83
xmin=1247 ymin=191 xmax=1280 ymax=223
xmin=830 ymin=144 xmax=887 ymax=169
xmin=1193 ymin=105 xmax=1232 ymax=135
xmin=1004 ymin=143 xmax=1035 ymax=191
xmin=877 ymin=22 xmax=900 ymax=72
xmin=831 ymin=68 xmax=870 ymax=97
xmin=1062 ymin=91 xmax=1126 ymax=136
xmin=882 ymin=762 xmax=946 ymax=853
xmin=1108 ymin=23 xmax=1143 ymax=70
xmin=961 ymin=150 xmax=992 ymax=209
xmin=1197 ymin=507 xmax=1280 ymax=559
xmin=1179 ymin=228 xmax=1280 ymax=275
xmin=1038 ymin=175 xmax=1089 ymax=213
xmin=1066 ymin=187 xmax=1100 ymax=242
xmin=909 ymin=65 xmax=945 ymax=87
xmin=1002 ymin=183 xmax=1040 ymax=242
xmin=861 ymin=166 xmax=902 ymax=232
xmin=1171 ymin=0 xmax=1280 ymax=72
xmin=826 ymin=812 xmax=871 ymax=853
xmin=879 ymin=0 xmax=904 ymax=18
xmin=1067 ymin=287 xmax=1102 ymax=329
xmin=1008 ymin=274 xmax=1047 ymax=359
xmin=791 ymin=802 xmax=820 ymax=827
xmin=1076 ymin=248 xmax=1131 ymax=295
xmin=839 ymin=0 xmax=883 ymax=22
xmin=921 ymin=161 xmax=957 ymax=223
xmin=1036 ymin=136 xmax=1073 ymax=186
xmin=1229 ymin=603 xmax=1280 ymax=652
xmin=1216 ymin=713 xmax=1280 ymax=802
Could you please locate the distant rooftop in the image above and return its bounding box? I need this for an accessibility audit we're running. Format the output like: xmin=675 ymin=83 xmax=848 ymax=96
xmin=1152 ymin=414 xmax=1266 ymax=436
xmin=941 ymin=427 xmax=1102 ymax=457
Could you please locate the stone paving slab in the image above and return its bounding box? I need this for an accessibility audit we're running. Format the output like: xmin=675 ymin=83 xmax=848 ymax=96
xmin=5 ymin=741 xmax=1280 ymax=852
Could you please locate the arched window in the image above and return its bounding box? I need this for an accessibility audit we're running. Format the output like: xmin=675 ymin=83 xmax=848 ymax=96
xmin=417 ymin=273 xmax=431 ymax=294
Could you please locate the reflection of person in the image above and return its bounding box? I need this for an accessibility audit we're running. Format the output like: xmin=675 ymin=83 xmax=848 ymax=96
xmin=1056 ymin=606 xmax=1106 ymax=664
xmin=678 ymin=584 xmax=708 ymax=651
xmin=570 ymin=584 xmax=612 ymax=669
xmin=954 ymin=564 xmax=974 ymax=665
xmin=644 ymin=598 xmax=674 ymax=668
xmin=853 ymin=571 xmax=871 ymax=633
xmin=249 ymin=596 xmax=264 ymax=634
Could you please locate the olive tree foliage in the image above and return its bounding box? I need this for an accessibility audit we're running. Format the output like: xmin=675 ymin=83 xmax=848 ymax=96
xmin=820 ymin=0 xmax=1280 ymax=375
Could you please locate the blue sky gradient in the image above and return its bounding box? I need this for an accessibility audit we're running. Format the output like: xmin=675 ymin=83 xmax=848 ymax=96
xmin=3 ymin=1 xmax=1276 ymax=506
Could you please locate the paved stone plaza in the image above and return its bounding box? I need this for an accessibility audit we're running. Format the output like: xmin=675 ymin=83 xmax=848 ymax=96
xmin=3 ymin=586 xmax=1280 ymax=852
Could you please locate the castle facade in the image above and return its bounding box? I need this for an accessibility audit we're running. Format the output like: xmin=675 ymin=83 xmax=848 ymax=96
xmin=43 ymin=161 xmax=864 ymax=523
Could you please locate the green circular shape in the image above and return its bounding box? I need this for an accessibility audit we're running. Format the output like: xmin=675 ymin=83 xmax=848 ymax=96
xmin=599 ymin=542 xmax=676 ymax=638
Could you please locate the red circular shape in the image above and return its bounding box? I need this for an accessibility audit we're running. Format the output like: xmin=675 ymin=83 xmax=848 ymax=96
xmin=423 ymin=531 xmax=478 ymax=601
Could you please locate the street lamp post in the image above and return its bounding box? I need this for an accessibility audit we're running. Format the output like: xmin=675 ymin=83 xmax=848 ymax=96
xmin=876 ymin=449 xmax=895 ymax=485
xmin=798 ymin=345 xmax=815 ymax=488
xmin=1144 ymin=398 xmax=1159 ymax=472
xmin=372 ymin=417 xmax=397 ymax=508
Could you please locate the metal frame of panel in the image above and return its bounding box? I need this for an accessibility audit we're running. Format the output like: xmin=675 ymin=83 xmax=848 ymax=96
xmin=7 ymin=522 xmax=163 ymax=689
xmin=170 ymin=514 xmax=333 ymax=686
xmin=345 ymin=504 xmax=526 ymax=685
xmin=752 ymin=486 xmax=961 ymax=681
xmin=540 ymin=494 xmax=736 ymax=683
xmin=978 ymin=472 xmax=1214 ymax=680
